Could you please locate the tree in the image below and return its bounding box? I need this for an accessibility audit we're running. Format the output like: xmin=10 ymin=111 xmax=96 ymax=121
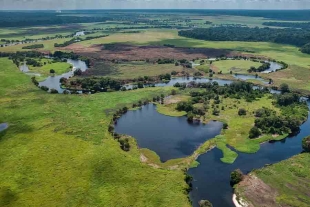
xmin=74 ymin=68 xmax=82 ymax=76
xmin=249 ymin=126 xmax=261 ymax=138
xmin=187 ymin=112 xmax=194 ymax=122
xmin=302 ymin=136 xmax=310 ymax=152
xmin=230 ymin=169 xmax=243 ymax=186
xmin=238 ymin=108 xmax=247 ymax=116
xmin=199 ymin=200 xmax=213 ymax=207
xmin=280 ymin=83 xmax=290 ymax=94
xmin=50 ymin=69 xmax=55 ymax=74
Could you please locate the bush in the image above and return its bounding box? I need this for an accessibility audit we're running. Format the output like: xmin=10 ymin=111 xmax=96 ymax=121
xmin=187 ymin=112 xmax=194 ymax=122
xmin=50 ymin=69 xmax=55 ymax=74
xmin=280 ymin=83 xmax=290 ymax=93
xmin=50 ymin=89 xmax=58 ymax=94
xmin=238 ymin=108 xmax=247 ymax=116
xmin=223 ymin=123 xmax=228 ymax=129
xmin=249 ymin=126 xmax=261 ymax=138
xmin=230 ymin=169 xmax=243 ymax=186
xmin=40 ymin=86 xmax=49 ymax=91
xmin=74 ymin=69 xmax=82 ymax=76
xmin=171 ymin=89 xmax=177 ymax=95
xmin=302 ymin=136 xmax=310 ymax=152
xmin=199 ymin=200 xmax=213 ymax=207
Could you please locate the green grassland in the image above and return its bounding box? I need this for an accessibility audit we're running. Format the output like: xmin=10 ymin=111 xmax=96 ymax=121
xmin=237 ymin=153 xmax=310 ymax=207
xmin=28 ymin=58 xmax=72 ymax=77
xmin=0 ymin=38 xmax=71 ymax=53
xmin=212 ymin=59 xmax=262 ymax=74
xmin=0 ymin=58 xmax=191 ymax=207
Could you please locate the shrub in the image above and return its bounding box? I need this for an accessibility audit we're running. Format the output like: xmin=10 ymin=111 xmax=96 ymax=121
xmin=223 ymin=123 xmax=228 ymax=129
xmin=302 ymin=136 xmax=310 ymax=152
xmin=74 ymin=68 xmax=82 ymax=76
xmin=230 ymin=169 xmax=243 ymax=186
xmin=50 ymin=69 xmax=55 ymax=74
xmin=40 ymin=86 xmax=49 ymax=91
xmin=171 ymin=89 xmax=177 ymax=95
xmin=50 ymin=89 xmax=58 ymax=94
xmin=199 ymin=200 xmax=213 ymax=207
xmin=187 ymin=112 xmax=194 ymax=122
xmin=280 ymin=83 xmax=290 ymax=93
xmin=238 ymin=108 xmax=247 ymax=116
xmin=249 ymin=126 xmax=261 ymax=138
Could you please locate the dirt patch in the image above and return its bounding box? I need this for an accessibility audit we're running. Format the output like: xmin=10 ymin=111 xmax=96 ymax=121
xmin=66 ymin=43 xmax=233 ymax=61
xmin=236 ymin=174 xmax=286 ymax=207
xmin=140 ymin=153 xmax=160 ymax=169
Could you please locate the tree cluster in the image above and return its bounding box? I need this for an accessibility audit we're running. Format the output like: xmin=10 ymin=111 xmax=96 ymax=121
xmin=22 ymin=44 xmax=44 ymax=49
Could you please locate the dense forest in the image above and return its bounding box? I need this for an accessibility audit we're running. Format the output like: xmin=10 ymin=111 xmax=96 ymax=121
xmin=0 ymin=12 xmax=110 ymax=27
xmin=179 ymin=26 xmax=310 ymax=54
xmin=263 ymin=21 xmax=310 ymax=29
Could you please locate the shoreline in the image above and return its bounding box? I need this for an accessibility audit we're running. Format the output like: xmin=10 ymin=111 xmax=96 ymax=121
xmin=232 ymin=194 xmax=247 ymax=207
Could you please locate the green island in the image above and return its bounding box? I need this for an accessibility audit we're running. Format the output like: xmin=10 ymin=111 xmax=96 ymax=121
xmin=0 ymin=9 xmax=310 ymax=207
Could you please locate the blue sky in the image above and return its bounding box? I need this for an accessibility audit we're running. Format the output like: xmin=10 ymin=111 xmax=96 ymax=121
xmin=0 ymin=0 xmax=309 ymax=10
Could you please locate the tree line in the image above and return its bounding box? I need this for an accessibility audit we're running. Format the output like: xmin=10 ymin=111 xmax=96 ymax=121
xmin=178 ymin=26 xmax=310 ymax=54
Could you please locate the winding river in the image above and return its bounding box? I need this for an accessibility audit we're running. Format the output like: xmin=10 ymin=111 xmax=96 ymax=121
xmin=20 ymin=59 xmax=88 ymax=93
xmin=18 ymin=58 xmax=309 ymax=206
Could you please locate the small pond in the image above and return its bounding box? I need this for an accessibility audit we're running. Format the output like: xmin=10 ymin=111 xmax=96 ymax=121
xmin=114 ymin=104 xmax=223 ymax=162
xmin=0 ymin=123 xmax=8 ymax=132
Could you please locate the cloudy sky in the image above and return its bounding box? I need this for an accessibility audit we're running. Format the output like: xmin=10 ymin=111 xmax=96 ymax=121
xmin=0 ymin=0 xmax=309 ymax=10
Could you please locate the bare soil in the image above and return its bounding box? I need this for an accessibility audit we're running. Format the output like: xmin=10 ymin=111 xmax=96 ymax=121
xmin=65 ymin=43 xmax=233 ymax=61
xmin=236 ymin=174 xmax=288 ymax=207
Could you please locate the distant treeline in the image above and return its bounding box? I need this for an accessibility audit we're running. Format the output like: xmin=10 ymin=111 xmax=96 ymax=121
xmin=263 ymin=21 xmax=310 ymax=29
xmin=0 ymin=12 xmax=111 ymax=27
xmin=179 ymin=26 xmax=310 ymax=54
xmin=22 ymin=44 xmax=44 ymax=49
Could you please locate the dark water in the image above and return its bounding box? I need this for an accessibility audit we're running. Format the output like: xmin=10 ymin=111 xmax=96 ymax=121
xmin=114 ymin=104 xmax=223 ymax=162
xmin=189 ymin=100 xmax=310 ymax=207
xmin=38 ymin=59 xmax=88 ymax=93
xmin=0 ymin=123 xmax=8 ymax=132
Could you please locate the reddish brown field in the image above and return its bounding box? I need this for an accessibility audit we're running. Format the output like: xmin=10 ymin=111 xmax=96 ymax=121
xmin=64 ymin=43 xmax=233 ymax=61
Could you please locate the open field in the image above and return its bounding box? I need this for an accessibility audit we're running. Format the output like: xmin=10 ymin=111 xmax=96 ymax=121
xmin=84 ymin=61 xmax=184 ymax=79
xmin=0 ymin=58 xmax=191 ymax=207
xmin=27 ymin=58 xmax=72 ymax=76
xmin=211 ymin=59 xmax=262 ymax=74
xmin=236 ymin=153 xmax=310 ymax=207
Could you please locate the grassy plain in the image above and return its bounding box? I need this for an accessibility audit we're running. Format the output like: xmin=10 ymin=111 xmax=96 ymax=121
xmin=236 ymin=153 xmax=310 ymax=207
xmin=0 ymin=58 xmax=191 ymax=207
xmin=212 ymin=59 xmax=262 ymax=74
xmin=28 ymin=58 xmax=72 ymax=76
xmin=105 ymin=62 xmax=183 ymax=79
